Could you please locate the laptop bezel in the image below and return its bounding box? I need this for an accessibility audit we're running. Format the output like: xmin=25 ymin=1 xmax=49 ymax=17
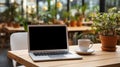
xmin=28 ymin=24 xmax=69 ymax=53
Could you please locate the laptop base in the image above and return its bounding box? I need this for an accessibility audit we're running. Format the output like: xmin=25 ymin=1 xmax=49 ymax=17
xmin=29 ymin=51 xmax=82 ymax=62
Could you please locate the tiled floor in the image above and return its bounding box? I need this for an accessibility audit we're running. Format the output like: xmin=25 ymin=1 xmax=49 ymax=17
xmin=0 ymin=43 xmax=13 ymax=67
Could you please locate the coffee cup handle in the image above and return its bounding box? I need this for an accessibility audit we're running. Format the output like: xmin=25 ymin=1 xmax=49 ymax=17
xmin=89 ymin=41 xmax=93 ymax=49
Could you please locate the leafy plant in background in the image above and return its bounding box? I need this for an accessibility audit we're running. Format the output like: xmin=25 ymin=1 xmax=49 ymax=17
xmin=16 ymin=15 xmax=28 ymax=31
xmin=39 ymin=0 xmax=59 ymax=24
xmin=81 ymin=4 xmax=87 ymax=17
xmin=0 ymin=1 xmax=19 ymax=22
xmin=60 ymin=11 xmax=70 ymax=20
xmin=39 ymin=7 xmax=57 ymax=24
xmin=91 ymin=8 xmax=120 ymax=36
xmin=76 ymin=32 xmax=100 ymax=43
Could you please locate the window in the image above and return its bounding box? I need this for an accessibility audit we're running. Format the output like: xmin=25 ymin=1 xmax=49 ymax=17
xmin=37 ymin=0 xmax=67 ymax=19
xmin=0 ymin=0 xmax=8 ymax=13
xmin=84 ymin=0 xmax=99 ymax=12
xmin=105 ymin=0 xmax=120 ymax=12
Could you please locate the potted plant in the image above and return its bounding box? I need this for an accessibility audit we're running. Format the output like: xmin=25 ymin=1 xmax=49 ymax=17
xmin=60 ymin=11 xmax=71 ymax=25
xmin=13 ymin=15 xmax=22 ymax=28
xmin=0 ymin=1 xmax=19 ymax=27
xmin=15 ymin=15 xmax=28 ymax=31
xmin=91 ymin=8 xmax=120 ymax=51
xmin=69 ymin=15 xmax=77 ymax=27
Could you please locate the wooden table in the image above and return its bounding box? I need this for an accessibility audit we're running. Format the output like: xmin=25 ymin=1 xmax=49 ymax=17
xmin=67 ymin=26 xmax=91 ymax=32
xmin=8 ymin=44 xmax=120 ymax=67
xmin=5 ymin=26 xmax=91 ymax=32
xmin=5 ymin=26 xmax=25 ymax=32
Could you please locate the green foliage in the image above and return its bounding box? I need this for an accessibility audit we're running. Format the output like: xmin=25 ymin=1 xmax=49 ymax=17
xmin=81 ymin=4 xmax=87 ymax=16
xmin=15 ymin=15 xmax=28 ymax=31
xmin=47 ymin=6 xmax=57 ymax=19
xmin=61 ymin=11 xmax=70 ymax=19
xmin=91 ymin=8 xmax=120 ymax=36
xmin=70 ymin=15 xmax=76 ymax=21
xmin=0 ymin=1 xmax=19 ymax=22
xmin=76 ymin=33 xmax=99 ymax=43
xmin=38 ymin=2 xmax=58 ymax=24
xmin=71 ymin=3 xmax=88 ymax=18
xmin=22 ymin=20 xmax=28 ymax=32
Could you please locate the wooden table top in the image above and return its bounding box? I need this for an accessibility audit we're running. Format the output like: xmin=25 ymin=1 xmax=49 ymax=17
xmin=5 ymin=26 xmax=92 ymax=32
xmin=67 ymin=26 xmax=92 ymax=32
xmin=8 ymin=44 xmax=120 ymax=67
xmin=5 ymin=26 xmax=25 ymax=32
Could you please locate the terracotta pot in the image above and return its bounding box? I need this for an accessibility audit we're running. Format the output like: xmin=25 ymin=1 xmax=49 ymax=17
xmin=51 ymin=18 xmax=57 ymax=24
xmin=99 ymin=35 xmax=117 ymax=52
xmin=77 ymin=20 xmax=82 ymax=27
xmin=13 ymin=23 xmax=20 ymax=28
xmin=63 ymin=18 xmax=68 ymax=23
xmin=7 ymin=22 xmax=13 ymax=27
xmin=70 ymin=20 xmax=77 ymax=27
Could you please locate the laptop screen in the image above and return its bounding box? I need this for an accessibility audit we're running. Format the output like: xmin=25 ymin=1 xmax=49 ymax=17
xmin=28 ymin=25 xmax=68 ymax=50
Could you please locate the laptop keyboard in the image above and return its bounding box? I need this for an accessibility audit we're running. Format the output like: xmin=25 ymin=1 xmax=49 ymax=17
xmin=33 ymin=51 xmax=71 ymax=56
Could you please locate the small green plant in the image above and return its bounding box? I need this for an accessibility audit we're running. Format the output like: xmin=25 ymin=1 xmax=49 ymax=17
xmin=16 ymin=15 xmax=28 ymax=31
xmin=61 ymin=11 xmax=70 ymax=19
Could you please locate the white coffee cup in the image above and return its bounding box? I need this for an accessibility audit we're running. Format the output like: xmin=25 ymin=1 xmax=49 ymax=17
xmin=78 ymin=39 xmax=93 ymax=52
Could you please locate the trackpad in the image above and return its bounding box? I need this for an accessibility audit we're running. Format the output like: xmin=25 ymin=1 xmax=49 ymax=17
xmin=49 ymin=55 xmax=66 ymax=58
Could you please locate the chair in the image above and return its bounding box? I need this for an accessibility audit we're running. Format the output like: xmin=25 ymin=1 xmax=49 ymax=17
xmin=10 ymin=32 xmax=28 ymax=67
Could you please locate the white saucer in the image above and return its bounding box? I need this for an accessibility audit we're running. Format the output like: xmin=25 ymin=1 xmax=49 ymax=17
xmin=75 ymin=48 xmax=95 ymax=55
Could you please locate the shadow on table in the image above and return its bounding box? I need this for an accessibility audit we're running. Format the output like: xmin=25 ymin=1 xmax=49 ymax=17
xmin=98 ymin=63 xmax=120 ymax=67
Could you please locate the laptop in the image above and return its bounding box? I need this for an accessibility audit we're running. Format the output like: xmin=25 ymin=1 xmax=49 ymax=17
xmin=28 ymin=25 xmax=82 ymax=61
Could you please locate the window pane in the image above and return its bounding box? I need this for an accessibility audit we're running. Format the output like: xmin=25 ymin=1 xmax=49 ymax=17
xmin=0 ymin=6 xmax=7 ymax=12
xmin=0 ymin=0 xmax=7 ymax=13
xmin=71 ymin=0 xmax=82 ymax=7
xmin=38 ymin=0 xmax=67 ymax=19
xmin=105 ymin=0 xmax=120 ymax=12
xmin=70 ymin=0 xmax=99 ymax=15
xmin=70 ymin=0 xmax=82 ymax=16
xmin=85 ymin=0 xmax=99 ymax=12
xmin=0 ymin=0 xmax=6 ymax=3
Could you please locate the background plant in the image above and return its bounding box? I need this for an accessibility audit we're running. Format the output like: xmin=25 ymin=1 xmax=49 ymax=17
xmin=92 ymin=12 xmax=119 ymax=36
